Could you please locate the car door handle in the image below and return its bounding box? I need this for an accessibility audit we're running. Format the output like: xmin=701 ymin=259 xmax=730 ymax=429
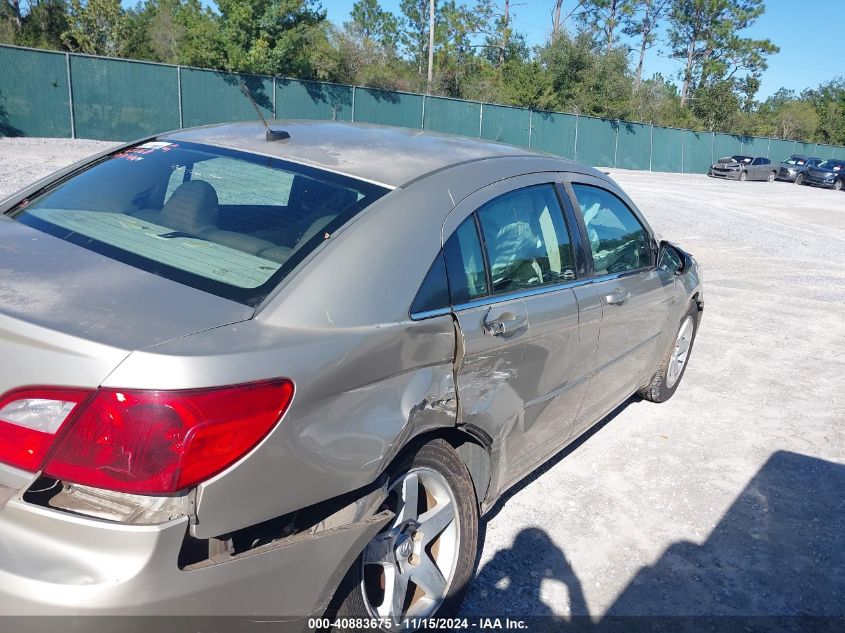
xmin=604 ymin=288 xmax=630 ymax=306
xmin=482 ymin=311 xmax=526 ymax=337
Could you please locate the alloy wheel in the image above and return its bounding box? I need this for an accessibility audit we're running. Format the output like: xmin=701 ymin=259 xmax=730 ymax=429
xmin=360 ymin=467 xmax=460 ymax=623
xmin=666 ymin=316 xmax=694 ymax=389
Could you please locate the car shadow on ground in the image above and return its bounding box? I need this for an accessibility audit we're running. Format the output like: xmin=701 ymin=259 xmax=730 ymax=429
xmin=460 ymin=450 xmax=845 ymax=631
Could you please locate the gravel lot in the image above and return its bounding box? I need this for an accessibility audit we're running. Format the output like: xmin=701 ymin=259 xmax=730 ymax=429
xmin=1 ymin=137 xmax=843 ymax=620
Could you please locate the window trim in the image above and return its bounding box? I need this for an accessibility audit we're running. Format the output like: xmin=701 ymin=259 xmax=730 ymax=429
xmin=563 ymin=180 xmax=657 ymax=279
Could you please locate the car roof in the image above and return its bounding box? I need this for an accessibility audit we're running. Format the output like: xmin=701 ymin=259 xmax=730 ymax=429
xmin=162 ymin=120 xmax=598 ymax=188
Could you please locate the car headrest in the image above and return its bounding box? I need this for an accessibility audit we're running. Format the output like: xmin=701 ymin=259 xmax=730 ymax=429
xmin=161 ymin=180 xmax=219 ymax=234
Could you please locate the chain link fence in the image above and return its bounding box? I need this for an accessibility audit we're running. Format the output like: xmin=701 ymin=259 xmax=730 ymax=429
xmin=3 ymin=43 xmax=845 ymax=172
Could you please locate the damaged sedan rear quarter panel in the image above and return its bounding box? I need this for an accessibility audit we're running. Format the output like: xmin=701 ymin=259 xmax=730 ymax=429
xmin=0 ymin=121 xmax=704 ymax=621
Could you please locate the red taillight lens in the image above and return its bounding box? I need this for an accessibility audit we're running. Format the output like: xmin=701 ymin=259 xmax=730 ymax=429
xmin=42 ymin=379 xmax=294 ymax=494
xmin=0 ymin=387 xmax=92 ymax=472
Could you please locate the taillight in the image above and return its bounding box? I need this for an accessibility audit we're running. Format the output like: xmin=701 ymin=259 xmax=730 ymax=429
xmin=43 ymin=379 xmax=294 ymax=494
xmin=0 ymin=380 xmax=293 ymax=494
xmin=0 ymin=387 xmax=92 ymax=471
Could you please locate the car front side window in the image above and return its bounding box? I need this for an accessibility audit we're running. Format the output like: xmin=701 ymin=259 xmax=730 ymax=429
xmin=475 ymin=184 xmax=576 ymax=295
xmin=571 ymin=184 xmax=650 ymax=276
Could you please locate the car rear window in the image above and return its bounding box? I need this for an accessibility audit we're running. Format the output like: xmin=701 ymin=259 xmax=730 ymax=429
xmin=9 ymin=140 xmax=388 ymax=306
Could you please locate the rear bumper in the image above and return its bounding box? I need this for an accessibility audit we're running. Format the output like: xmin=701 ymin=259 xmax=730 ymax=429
xmin=0 ymin=496 xmax=388 ymax=620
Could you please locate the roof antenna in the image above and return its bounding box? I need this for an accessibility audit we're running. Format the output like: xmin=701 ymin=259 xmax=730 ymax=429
xmin=238 ymin=79 xmax=289 ymax=142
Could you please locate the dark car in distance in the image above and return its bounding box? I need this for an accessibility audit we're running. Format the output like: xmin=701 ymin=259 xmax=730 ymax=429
xmin=708 ymin=155 xmax=776 ymax=181
xmin=777 ymin=155 xmax=821 ymax=184
xmin=802 ymin=159 xmax=845 ymax=190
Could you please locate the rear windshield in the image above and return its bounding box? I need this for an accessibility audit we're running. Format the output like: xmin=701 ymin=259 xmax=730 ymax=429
xmin=9 ymin=140 xmax=388 ymax=306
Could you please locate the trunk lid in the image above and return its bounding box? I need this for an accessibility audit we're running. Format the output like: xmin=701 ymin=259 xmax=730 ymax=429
xmin=0 ymin=216 xmax=254 ymax=398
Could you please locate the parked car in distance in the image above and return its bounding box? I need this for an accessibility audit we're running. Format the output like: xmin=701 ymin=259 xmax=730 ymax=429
xmin=802 ymin=159 xmax=845 ymax=190
xmin=777 ymin=155 xmax=822 ymax=184
xmin=708 ymin=155 xmax=777 ymax=181
xmin=0 ymin=121 xmax=703 ymax=627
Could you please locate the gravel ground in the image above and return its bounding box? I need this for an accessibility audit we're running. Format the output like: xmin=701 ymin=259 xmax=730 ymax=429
xmin=1 ymin=138 xmax=843 ymax=620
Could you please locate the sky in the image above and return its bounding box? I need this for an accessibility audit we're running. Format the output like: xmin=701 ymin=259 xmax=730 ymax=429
xmin=125 ymin=1 xmax=838 ymax=100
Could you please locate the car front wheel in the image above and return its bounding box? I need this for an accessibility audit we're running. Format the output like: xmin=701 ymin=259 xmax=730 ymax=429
xmin=641 ymin=301 xmax=700 ymax=403
xmin=330 ymin=439 xmax=479 ymax=629
xmin=835 ymin=179 xmax=843 ymax=191
xmin=767 ymin=171 xmax=776 ymax=182
xmin=739 ymin=170 xmax=748 ymax=182
xmin=795 ymin=173 xmax=805 ymax=185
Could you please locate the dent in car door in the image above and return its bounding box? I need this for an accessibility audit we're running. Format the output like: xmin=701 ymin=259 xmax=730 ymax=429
xmin=445 ymin=175 xmax=595 ymax=498
xmin=566 ymin=180 xmax=674 ymax=433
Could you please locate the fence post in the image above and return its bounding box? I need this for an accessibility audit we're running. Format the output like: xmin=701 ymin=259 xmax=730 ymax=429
xmin=528 ymin=110 xmax=533 ymax=149
xmin=710 ymin=132 xmax=715 ymax=167
xmin=351 ymin=86 xmax=356 ymax=123
xmin=421 ymin=94 xmax=426 ymax=129
xmin=272 ymin=76 xmax=277 ymax=119
xmin=478 ymin=102 xmax=483 ymax=138
xmin=766 ymin=137 xmax=771 ymax=159
xmin=176 ymin=66 xmax=183 ymax=129
xmin=65 ymin=53 xmax=76 ymax=139
xmin=649 ymin=123 xmax=653 ymax=172
xmin=613 ymin=120 xmax=619 ymax=168
xmin=573 ymin=114 xmax=579 ymax=161
xmin=681 ymin=126 xmax=685 ymax=173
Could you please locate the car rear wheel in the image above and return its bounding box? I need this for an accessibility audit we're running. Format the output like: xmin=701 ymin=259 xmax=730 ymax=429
xmin=795 ymin=173 xmax=805 ymax=185
xmin=329 ymin=439 xmax=479 ymax=630
xmin=640 ymin=302 xmax=699 ymax=403
xmin=767 ymin=171 xmax=776 ymax=182
xmin=739 ymin=170 xmax=748 ymax=182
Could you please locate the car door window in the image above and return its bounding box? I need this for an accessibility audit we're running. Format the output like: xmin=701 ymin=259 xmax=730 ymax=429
xmin=571 ymin=184 xmax=650 ymax=276
xmin=475 ymin=184 xmax=575 ymax=294
xmin=444 ymin=215 xmax=489 ymax=304
xmin=752 ymin=158 xmax=762 ymax=166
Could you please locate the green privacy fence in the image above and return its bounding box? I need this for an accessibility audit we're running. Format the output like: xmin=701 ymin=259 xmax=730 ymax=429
xmin=3 ymin=44 xmax=845 ymax=173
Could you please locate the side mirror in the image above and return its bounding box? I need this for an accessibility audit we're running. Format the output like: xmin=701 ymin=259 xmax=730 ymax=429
xmin=658 ymin=241 xmax=690 ymax=276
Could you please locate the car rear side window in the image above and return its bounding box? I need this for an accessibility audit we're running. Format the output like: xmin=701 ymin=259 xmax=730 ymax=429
xmin=445 ymin=216 xmax=489 ymax=305
xmin=571 ymin=184 xmax=650 ymax=276
xmin=410 ymin=251 xmax=450 ymax=316
xmin=476 ymin=184 xmax=576 ymax=295
xmin=9 ymin=140 xmax=387 ymax=306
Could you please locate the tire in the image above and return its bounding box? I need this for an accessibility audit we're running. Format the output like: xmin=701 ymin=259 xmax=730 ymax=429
xmin=835 ymin=179 xmax=843 ymax=191
xmin=739 ymin=170 xmax=747 ymax=182
xmin=767 ymin=171 xmax=776 ymax=182
xmin=795 ymin=173 xmax=805 ymax=185
xmin=329 ymin=439 xmax=479 ymax=630
xmin=640 ymin=301 xmax=700 ymax=403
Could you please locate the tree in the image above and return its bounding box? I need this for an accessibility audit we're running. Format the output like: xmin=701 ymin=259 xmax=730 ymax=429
xmin=216 ymin=0 xmax=328 ymax=77
xmin=122 ymin=0 xmax=223 ymax=67
xmin=399 ymin=0 xmax=430 ymax=75
xmin=577 ymin=0 xmax=635 ymax=51
xmin=6 ymin=0 xmax=69 ymax=50
xmin=804 ymin=79 xmax=845 ymax=145
xmin=63 ymin=0 xmax=128 ymax=56
xmin=623 ymin=0 xmax=670 ymax=89
xmin=689 ymin=79 xmax=738 ymax=130
xmin=667 ymin=0 xmax=777 ymax=107
xmin=348 ymin=0 xmax=398 ymax=50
